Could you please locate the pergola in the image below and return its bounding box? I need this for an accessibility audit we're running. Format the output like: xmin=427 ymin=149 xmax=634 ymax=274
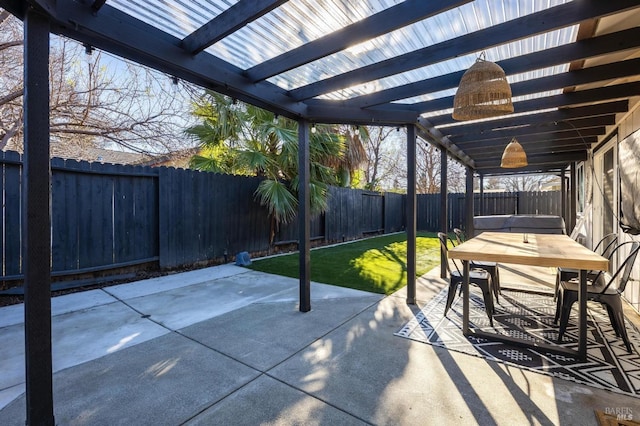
xmin=2 ymin=1 xmax=640 ymax=423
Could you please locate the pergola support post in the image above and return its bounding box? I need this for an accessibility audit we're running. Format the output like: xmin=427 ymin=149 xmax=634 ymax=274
xmin=298 ymin=119 xmax=311 ymax=312
xmin=479 ymin=174 xmax=485 ymax=216
xmin=465 ymin=168 xmax=474 ymax=236
xmin=561 ymin=167 xmax=567 ymax=230
xmin=440 ymin=148 xmax=448 ymax=279
xmin=23 ymin=8 xmax=54 ymax=425
xmin=406 ymin=124 xmax=417 ymax=304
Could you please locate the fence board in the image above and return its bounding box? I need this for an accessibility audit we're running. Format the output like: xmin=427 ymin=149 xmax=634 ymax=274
xmin=178 ymin=168 xmax=191 ymax=265
xmin=384 ymin=192 xmax=404 ymax=233
xmin=78 ymin=161 xmax=96 ymax=268
xmin=94 ymin=162 xmax=116 ymax=267
xmin=134 ymin=166 xmax=157 ymax=260
xmin=361 ymin=192 xmax=383 ymax=233
xmin=2 ymin=151 xmax=22 ymax=277
xmin=71 ymin=161 xmax=92 ymax=269
xmin=113 ymin=163 xmax=132 ymax=263
xmin=158 ymin=167 xmax=171 ymax=268
xmin=325 ymin=187 xmax=343 ymax=241
xmin=219 ymin=174 xmax=235 ymax=255
xmin=52 ymin=158 xmax=75 ymax=271
xmin=130 ymin=166 xmax=144 ymax=258
xmin=353 ymin=190 xmax=363 ymax=237
xmin=342 ymin=188 xmax=352 ymax=239
xmin=196 ymin=170 xmax=210 ymax=261
xmin=225 ymin=175 xmax=243 ymax=254
xmin=184 ymin=169 xmax=198 ymax=264
xmin=235 ymin=176 xmax=252 ymax=253
xmin=210 ymin=173 xmax=228 ymax=257
xmin=159 ymin=167 xmax=179 ymax=268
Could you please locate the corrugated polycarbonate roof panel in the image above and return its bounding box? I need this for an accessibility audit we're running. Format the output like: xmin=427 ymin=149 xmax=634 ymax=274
xmin=267 ymin=0 xmax=575 ymax=96
xmin=208 ymin=0 xmax=394 ymax=69
xmin=109 ymin=0 xmax=233 ymax=39
xmin=318 ymin=26 xmax=576 ymax=102
xmin=108 ymin=0 xmax=577 ymax=104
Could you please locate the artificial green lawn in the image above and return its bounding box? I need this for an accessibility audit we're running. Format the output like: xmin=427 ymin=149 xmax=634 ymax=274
xmin=247 ymin=232 xmax=441 ymax=295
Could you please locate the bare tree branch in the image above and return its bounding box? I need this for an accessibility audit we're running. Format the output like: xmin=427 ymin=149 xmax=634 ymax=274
xmin=0 ymin=88 xmax=22 ymax=106
xmin=0 ymin=40 xmax=22 ymax=51
xmin=0 ymin=118 xmax=21 ymax=150
xmin=1 ymin=10 xmax=196 ymax=157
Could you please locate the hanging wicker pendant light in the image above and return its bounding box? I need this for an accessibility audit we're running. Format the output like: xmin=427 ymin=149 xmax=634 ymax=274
xmin=453 ymin=54 xmax=514 ymax=121
xmin=501 ymin=137 xmax=528 ymax=168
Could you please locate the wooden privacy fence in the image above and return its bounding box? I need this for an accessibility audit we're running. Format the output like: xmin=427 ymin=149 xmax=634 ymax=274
xmin=51 ymin=157 xmax=159 ymax=273
xmin=415 ymin=191 xmax=561 ymax=231
xmin=447 ymin=191 xmax=562 ymax=230
xmin=270 ymin=188 xmax=405 ymax=246
xmin=1 ymin=150 xmax=560 ymax=283
xmin=0 ymin=152 xmax=405 ymax=281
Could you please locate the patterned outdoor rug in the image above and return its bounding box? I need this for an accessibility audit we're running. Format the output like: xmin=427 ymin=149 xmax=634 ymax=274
xmin=395 ymin=285 xmax=640 ymax=397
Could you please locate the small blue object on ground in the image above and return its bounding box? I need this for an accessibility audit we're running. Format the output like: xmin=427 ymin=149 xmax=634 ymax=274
xmin=235 ymin=251 xmax=251 ymax=266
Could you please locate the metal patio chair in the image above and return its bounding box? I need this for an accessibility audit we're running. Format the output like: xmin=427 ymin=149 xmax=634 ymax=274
xmin=453 ymin=228 xmax=501 ymax=304
xmin=554 ymin=232 xmax=618 ymax=301
xmin=438 ymin=232 xmax=494 ymax=326
xmin=554 ymin=241 xmax=640 ymax=353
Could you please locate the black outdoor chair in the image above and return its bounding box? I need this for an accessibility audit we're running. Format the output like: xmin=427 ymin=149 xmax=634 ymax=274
xmin=453 ymin=228 xmax=501 ymax=304
xmin=554 ymin=232 xmax=618 ymax=301
xmin=554 ymin=241 xmax=640 ymax=353
xmin=452 ymin=228 xmax=466 ymax=245
xmin=438 ymin=232 xmax=494 ymax=326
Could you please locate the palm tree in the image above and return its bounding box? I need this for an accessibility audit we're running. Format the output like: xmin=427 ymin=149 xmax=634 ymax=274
xmin=332 ymin=125 xmax=368 ymax=187
xmin=186 ymin=91 xmax=362 ymax=244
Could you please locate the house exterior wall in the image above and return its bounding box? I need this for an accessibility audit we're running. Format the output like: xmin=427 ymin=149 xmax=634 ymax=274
xmin=618 ymin=106 xmax=640 ymax=313
xmin=584 ymin=103 xmax=640 ymax=313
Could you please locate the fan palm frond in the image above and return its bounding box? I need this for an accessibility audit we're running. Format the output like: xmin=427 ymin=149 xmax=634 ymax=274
xmin=255 ymin=179 xmax=298 ymax=224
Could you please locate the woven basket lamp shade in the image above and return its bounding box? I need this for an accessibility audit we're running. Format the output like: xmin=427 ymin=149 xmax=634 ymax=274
xmin=453 ymin=57 xmax=514 ymax=121
xmin=501 ymin=137 xmax=528 ymax=168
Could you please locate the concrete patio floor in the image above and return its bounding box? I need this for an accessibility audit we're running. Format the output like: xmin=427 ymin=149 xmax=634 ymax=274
xmin=1 ymin=262 xmax=638 ymax=425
